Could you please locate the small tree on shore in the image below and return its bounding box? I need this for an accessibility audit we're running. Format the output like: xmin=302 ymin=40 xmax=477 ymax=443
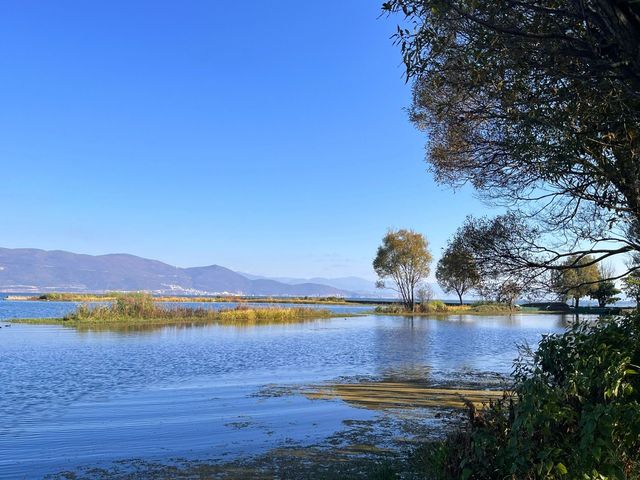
xmin=436 ymin=236 xmax=480 ymax=305
xmin=373 ymin=228 xmax=432 ymax=311
xmin=553 ymin=256 xmax=601 ymax=308
xmin=623 ymin=272 xmax=640 ymax=307
xmin=590 ymin=264 xmax=621 ymax=308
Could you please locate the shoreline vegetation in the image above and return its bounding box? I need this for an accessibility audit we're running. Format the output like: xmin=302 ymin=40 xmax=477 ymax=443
xmin=375 ymin=300 xmax=521 ymax=315
xmin=374 ymin=301 xmax=626 ymax=316
xmin=4 ymin=292 xmax=626 ymax=316
xmin=414 ymin=313 xmax=640 ymax=479
xmin=9 ymin=293 xmax=338 ymax=328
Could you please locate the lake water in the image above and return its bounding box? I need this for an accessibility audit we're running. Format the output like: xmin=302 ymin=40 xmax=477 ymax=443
xmin=0 ymin=301 xmax=571 ymax=479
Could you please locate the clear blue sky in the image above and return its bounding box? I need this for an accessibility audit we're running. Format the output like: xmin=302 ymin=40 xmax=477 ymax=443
xmin=0 ymin=0 xmax=491 ymax=280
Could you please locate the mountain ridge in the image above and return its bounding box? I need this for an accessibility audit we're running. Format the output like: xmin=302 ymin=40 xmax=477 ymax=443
xmin=0 ymin=248 xmax=355 ymax=297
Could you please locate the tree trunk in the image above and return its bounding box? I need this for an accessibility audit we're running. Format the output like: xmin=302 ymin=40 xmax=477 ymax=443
xmin=575 ymin=297 xmax=580 ymax=309
xmin=457 ymin=291 xmax=463 ymax=305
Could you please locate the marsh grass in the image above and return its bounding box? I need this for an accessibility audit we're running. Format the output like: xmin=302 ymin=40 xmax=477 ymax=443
xmin=13 ymin=293 xmax=336 ymax=327
xmin=374 ymin=300 xmax=522 ymax=316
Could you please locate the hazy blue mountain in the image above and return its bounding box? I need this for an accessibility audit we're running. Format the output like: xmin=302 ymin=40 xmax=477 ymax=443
xmin=0 ymin=248 xmax=353 ymax=296
xmin=239 ymin=272 xmax=383 ymax=295
xmin=238 ymin=271 xmax=447 ymax=299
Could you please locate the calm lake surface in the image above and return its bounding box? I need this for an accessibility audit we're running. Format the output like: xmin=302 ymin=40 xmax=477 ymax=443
xmin=0 ymin=301 xmax=571 ymax=479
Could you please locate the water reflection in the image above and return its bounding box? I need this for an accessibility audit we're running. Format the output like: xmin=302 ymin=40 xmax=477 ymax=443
xmin=368 ymin=313 xmax=578 ymax=383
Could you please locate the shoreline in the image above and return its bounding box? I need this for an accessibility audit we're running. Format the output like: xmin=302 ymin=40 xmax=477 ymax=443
xmin=3 ymin=294 xmax=627 ymax=315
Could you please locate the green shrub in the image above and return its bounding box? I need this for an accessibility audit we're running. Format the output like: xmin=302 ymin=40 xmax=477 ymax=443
xmin=374 ymin=304 xmax=407 ymax=314
xmin=376 ymin=301 xmax=449 ymax=313
xmin=418 ymin=313 xmax=640 ymax=479
xmin=426 ymin=300 xmax=448 ymax=312
xmin=468 ymin=301 xmax=516 ymax=313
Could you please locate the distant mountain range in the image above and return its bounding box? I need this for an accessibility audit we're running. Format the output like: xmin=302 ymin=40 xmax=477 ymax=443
xmin=0 ymin=248 xmax=377 ymax=297
xmin=238 ymin=273 xmax=394 ymax=296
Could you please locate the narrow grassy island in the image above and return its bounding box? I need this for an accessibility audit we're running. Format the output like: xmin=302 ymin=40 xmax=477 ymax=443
xmin=13 ymin=292 xmax=350 ymax=305
xmin=11 ymin=293 xmax=336 ymax=328
xmin=374 ymin=300 xmax=530 ymax=315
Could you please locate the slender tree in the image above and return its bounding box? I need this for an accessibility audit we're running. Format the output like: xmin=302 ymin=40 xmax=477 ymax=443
xmin=436 ymin=236 xmax=480 ymax=304
xmin=373 ymin=229 xmax=432 ymax=311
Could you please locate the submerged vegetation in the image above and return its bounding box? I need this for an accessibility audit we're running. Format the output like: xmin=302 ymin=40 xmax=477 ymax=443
xmin=305 ymin=381 xmax=504 ymax=410
xmin=415 ymin=313 xmax=640 ymax=479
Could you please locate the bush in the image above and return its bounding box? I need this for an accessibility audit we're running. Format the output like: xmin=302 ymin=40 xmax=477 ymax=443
xmin=468 ymin=301 xmax=517 ymax=313
xmin=424 ymin=300 xmax=448 ymax=313
xmin=376 ymin=301 xmax=449 ymax=314
xmin=374 ymin=304 xmax=408 ymax=314
xmin=419 ymin=313 xmax=640 ymax=479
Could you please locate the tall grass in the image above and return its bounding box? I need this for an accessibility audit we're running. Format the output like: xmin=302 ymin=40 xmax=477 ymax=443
xmin=63 ymin=293 xmax=333 ymax=325
xmin=374 ymin=301 xmax=520 ymax=315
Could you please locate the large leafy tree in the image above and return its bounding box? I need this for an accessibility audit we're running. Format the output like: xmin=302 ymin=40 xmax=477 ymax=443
xmin=436 ymin=235 xmax=480 ymax=304
xmin=373 ymin=228 xmax=432 ymax=311
xmin=383 ymin=0 xmax=640 ymax=283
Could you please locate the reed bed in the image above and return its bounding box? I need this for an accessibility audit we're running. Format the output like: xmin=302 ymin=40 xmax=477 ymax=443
xmin=374 ymin=300 xmax=523 ymax=316
xmin=56 ymin=293 xmax=334 ymax=326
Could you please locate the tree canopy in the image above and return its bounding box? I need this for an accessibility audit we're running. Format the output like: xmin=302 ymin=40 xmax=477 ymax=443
xmin=383 ymin=0 xmax=640 ymax=284
xmin=373 ymin=228 xmax=432 ymax=310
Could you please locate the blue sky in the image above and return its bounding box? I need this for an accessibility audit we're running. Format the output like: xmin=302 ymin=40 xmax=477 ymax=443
xmin=0 ymin=1 xmax=490 ymax=279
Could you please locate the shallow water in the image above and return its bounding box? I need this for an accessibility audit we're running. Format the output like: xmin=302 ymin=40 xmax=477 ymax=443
xmin=0 ymin=301 xmax=571 ymax=478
